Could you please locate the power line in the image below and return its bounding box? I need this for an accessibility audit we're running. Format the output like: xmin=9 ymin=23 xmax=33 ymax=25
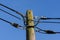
xmin=0 ymin=17 xmax=23 ymax=29
xmin=0 ymin=3 xmax=24 ymax=18
xmin=35 ymin=21 xmax=60 ymax=23
xmin=35 ymin=27 xmax=45 ymax=31
xmin=34 ymin=19 xmax=60 ymax=26
xmin=34 ymin=16 xmax=60 ymax=26
xmin=40 ymin=18 xmax=60 ymax=20
xmin=0 ymin=9 xmax=21 ymax=20
xmin=41 ymin=21 xmax=60 ymax=23
xmin=35 ymin=27 xmax=60 ymax=34
xmin=0 ymin=18 xmax=12 ymax=24
xmin=34 ymin=17 xmax=41 ymax=26
xmin=0 ymin=3 xmax=26 ymax=26
xmin=35 ymin=16 xmax=60 ymax=20
xmin=34 ymin=20 xmax=60 ymax=27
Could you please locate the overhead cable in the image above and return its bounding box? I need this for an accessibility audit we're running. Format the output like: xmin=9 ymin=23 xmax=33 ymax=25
xmin=34 ymin=21 xmax=60 ymax=23
xmin=0 ymin=18 xmax=12 ymax=24
xmin=0 ymin=3 xmax=26 ymax=26
xmin=40 ymin=21 xmax=60 ymax=23
xmin=0 ymin=9 xmax=21 ymax=20
xmin=34 ymin=17 xmax=41 ymax=26
xmin=0 ymin=3 xmax=24 ymax=18
xmin=40 ymin=18 xmax=60 ymax=20
xmin=0 ymin=18 xmax=23 ymax=28
xmin=35 ymin=27 xmax=45 ymax=31
xmin=35 ymin=27 xmax=60 ymax=34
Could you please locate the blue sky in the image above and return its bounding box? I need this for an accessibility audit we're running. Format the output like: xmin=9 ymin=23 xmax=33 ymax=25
xmin=0 ymin=0 xmax=60 ymax=40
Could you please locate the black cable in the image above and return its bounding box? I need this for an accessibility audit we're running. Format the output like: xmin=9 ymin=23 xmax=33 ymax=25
xmin=41 ymin=21 xmax=60 ymax=23
xmin=44 ymin=30 xmax=60 ymax=34
xmin=34 ymin=19 xmax=60 ymax=26
xmin=0 ymin=3 xmax=26 ymax=26
xmin=35 ymin=27 xmax=45 ymax=31
xmin=34 ymin=17 xmax=60 ymax=26
xmin=0 ymin=18 xmax=12 ymax=24
xmin=40 ymin=18 xmax=60 ymax=20
xmin=0 ymin=18 xmax=23 ymax=28
xmin=35 ymin=30 xmax=46 ymax=34
xmin=34 ymin=21 xmax=60 ymax=23
xmin=34 ymin=17 xmax=41 ymax=26
xmin=34 ymin=21 xmax=60 ymax=33
xmin=35 ymin=27 xmax=48 ymax=34
xmin=0 ymin=9 xmax=21 ymax=20
xmin=55 ymin=32 xmax=60 ymax=34
xmin=35 ymin=27 xmax=60 ymax=34
xmin=0 ymin=3 xmax=24 ymax=17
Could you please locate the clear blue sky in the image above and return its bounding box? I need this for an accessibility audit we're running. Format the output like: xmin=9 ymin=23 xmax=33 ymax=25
xmin=0 ymin=0 xmax=60 ymax=40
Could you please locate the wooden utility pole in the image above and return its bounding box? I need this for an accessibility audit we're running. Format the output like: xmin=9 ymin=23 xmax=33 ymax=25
xmin=26 ymin=10 xmax=35 ymax=40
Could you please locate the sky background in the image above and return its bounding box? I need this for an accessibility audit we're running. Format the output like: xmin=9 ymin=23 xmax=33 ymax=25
xmin=0 ymin=0 xmax=60 ymax=40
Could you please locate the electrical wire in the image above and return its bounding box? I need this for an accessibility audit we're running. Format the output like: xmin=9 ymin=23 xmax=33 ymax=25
xmin=35 ymin=27 xmax=60 ymax=34
xmin=35 ymin=21 xmax=60 ymax=23
xmin=35 ymin=27 xmax=48 ymax=34
xmin=0 ymin=9 xmax=21 ymax=20
xmin=35 ymin=27 xmax=45 ymax=31
xmin=0 ymin=3 xmax=24 ymax=17
xmin=0 ymin=3 xmax=26 ymax=26
xmin=41 ymin=21 xmax=60 ymax=23
xmin=0 ymin=18 xmax=24 ymax=29
xmin=33 ymin=16 xmax=60 ymax=34
xmin=35 ymin=30 xmax=46 ymax=34
xmin=34 ymin=17 xmax=41 ymax=27
xmin=34 ymin=17 xmax=60 ymax=26
xmin=0 ymin=18 xmax=12 ymax=24
xmin=40 ymin=18 xmax=60 ymax=20
xmin=55 ymin=32 xmax=60 ymax=33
